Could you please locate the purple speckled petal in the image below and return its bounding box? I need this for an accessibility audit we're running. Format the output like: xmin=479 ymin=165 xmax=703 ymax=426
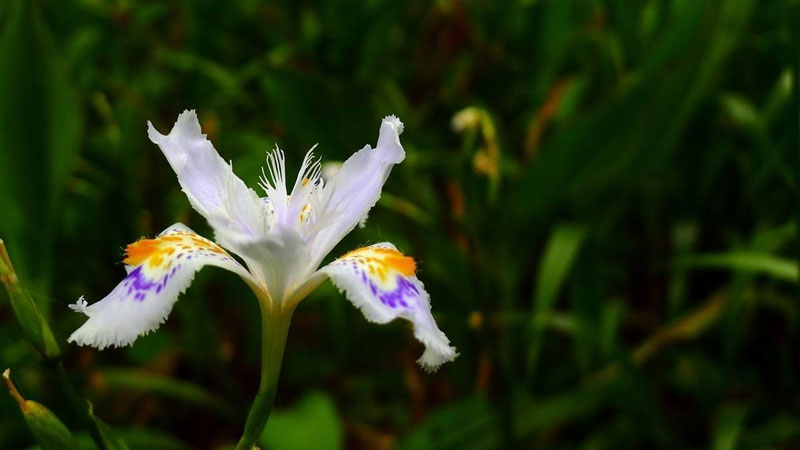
xmin=319 ymin=242 xmax=457 ymax=372
xmin=68 ymin=223 xmax=256 ymax=350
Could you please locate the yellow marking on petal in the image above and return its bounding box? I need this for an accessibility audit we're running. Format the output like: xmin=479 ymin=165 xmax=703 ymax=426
xmin=123 ymin=239 xmax=160 ymax=265
xmin=123 ymin=231 xmax=231 ymax=270
xmin=373 ymin=247 xmax=416 ymax=276
xmin=340 ymin=245 xmax=417 ymax=281
xmin=191 ymin=237 xmax=212 ymax=248
xmin=149 ymin=253 xmax=164 ymax=268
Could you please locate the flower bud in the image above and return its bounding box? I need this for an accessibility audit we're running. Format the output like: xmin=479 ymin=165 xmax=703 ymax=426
xmin=0 ymin=241 xmax=60 ymax=360
xmin=4 ymin=369 xmax=79 ymax=450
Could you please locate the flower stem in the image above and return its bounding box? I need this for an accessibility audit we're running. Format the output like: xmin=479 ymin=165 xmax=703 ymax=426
xmin=234 ymin=302 xmax=293 ymax=450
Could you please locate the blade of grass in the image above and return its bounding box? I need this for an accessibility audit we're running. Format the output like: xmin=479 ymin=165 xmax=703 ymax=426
xmin=527 ymin=224 xmax=586 ymax=377
xmin=0 ymin=0 xmax=82 ymax=310
xmin=712 ymin=404 xmax=747 ymax=450
xmin=673 ymin=252 xmax=797 ymax=282
xmin=96 ymin=368 xmax=238 ymax=419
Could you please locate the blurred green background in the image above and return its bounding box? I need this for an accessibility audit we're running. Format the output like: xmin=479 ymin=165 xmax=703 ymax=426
xmin=1 ymin=0 xmax=799 ymax=448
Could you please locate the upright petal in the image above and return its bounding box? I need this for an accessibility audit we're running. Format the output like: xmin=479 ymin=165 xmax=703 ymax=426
xmin=307 ymin=116 xmax=405 ymax=266
xmin=318 ymin=243 xmax=457 ymax=371
xmin=147 ymin=110 xmax=269 ymax=241
xmin=68 ymin=224 xmax=256 ymax=349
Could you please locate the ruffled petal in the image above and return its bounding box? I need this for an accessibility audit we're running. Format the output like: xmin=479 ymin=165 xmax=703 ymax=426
xmin=147 ymin=110 xmax=269 ymax=241
xmin=307 ymin=116 xmax=405 ymax=266
xmin=68 ymin=224 xmax=255 ymax=349
xmin=318 ymin=242 xmax=457 ymax=371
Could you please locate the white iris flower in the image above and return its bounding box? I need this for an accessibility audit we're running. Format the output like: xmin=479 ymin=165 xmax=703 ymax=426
xmin=68 ymin=110 xmax=457 ymax=372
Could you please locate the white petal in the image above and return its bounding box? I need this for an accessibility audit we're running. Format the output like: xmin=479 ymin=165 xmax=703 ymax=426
xmin=318 ymin=242 xmax=457 ymax=371
xmin=68 ymin=224 xmax=255 ymax=349
xmin=147 ymin=110 xmax=268 ymax=240
xmin=308 ymin=116 xmax=405 ymax=267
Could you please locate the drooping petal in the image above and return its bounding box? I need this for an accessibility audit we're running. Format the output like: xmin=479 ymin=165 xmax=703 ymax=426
xmin=307 ymin=116 xmax=406 ymax=267
xmin=68 ymin=224 xmax=255 ymax=349
xmin=147 ymin=110 xmax=269 ymax=241
xmin=318 ymin=243 xmax=457 ymax=371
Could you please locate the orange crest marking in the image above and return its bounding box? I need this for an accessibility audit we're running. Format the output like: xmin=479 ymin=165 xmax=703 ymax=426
xmin=123 ymin=239 xmax=160 ymax=266
xmin=340 ymin=245 xmax=417 ymax=281
xmin=123 ymin=230 xmax=231 ymax=269
xmin=373 ymin=247 xmax=416 ymax=276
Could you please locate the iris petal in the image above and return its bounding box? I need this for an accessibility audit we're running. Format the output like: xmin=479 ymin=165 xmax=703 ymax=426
xmin=318 ymin=242 xmax=457 ymax=371
xmin=147 ymin=110 xmax=268 ymax=242
xmin=68 ymin=224 xmax=254 ymax=349
xmin=307 ymin=117 xmax=406 ymax=268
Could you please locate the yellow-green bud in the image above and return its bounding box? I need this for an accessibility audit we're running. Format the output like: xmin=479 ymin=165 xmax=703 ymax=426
xmin=0 ymin=241 xmax=60 ymax=360
xmin=4 ymin=369 xmax=79 ymax=450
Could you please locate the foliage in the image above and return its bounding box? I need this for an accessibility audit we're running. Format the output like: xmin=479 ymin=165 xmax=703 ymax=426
xmin=0 ymin=0 xmax=798 ymax=448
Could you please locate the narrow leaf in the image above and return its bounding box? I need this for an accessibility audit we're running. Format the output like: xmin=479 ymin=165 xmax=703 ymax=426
xmin=527 ymin=224 xmax=587 ymax=376
xmin=673 ymin=252 xmax=797 ymax=282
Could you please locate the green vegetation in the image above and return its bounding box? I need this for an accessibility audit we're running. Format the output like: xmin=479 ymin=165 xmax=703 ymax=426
xmin=1 ymin=0 xmax=798 ymax=448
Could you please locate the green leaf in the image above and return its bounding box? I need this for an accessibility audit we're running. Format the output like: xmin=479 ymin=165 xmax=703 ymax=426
xmin=97 ymin=368 xmax=237 ymax=418
xmin=0 ymin=0 xmax=82 ymax=310
xmin=399 ymin=395 xmax=498 ymax=450
xmin=113 ymin=428 xmax=190 ymax=450
xmin=259 ymin=391 xmax=342 ymax=450
xmin=90 ymin=415 xmax=130 ymax=450
xmin=379 ymin=192 xmax=434 ymax=227
xmin=514 ymin=0 xmax=755 ymax=225
xmin=532 ymin=224 xmax=587 ymax=316
xmin=712 ymin=403 xmax=747 ymax=450
xmin=741 ymin=415 xmax=800 ymax=447
xmin=673 ymin=252 xmax=797 ymax=282
xmin=74 ymin=427 xmax=187 ymax=450
xmin=720 ymin=93 xmax=763 ymax=134
xmin=401 ymin=387 xmax=610 ymax=449
xmin=512 ymin=386 xmax=609 ymax=437
xmin=155 ymin=49 xmax=242 ymax=99
xmin=527 ymin=223 xmax=587 ymax=376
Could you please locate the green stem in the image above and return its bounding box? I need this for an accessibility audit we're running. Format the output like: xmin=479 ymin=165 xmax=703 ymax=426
xmin=234 ymin=302 xmax=293 ymax=450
